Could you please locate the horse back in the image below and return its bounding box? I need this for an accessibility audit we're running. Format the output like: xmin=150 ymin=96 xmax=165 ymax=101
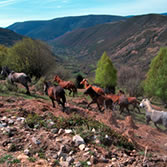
xmin=119 ymin=95 xmax=129 ymax=105
xmin=11 ymin=72 xmax=31 ymax=83
xmin=106 ymin=94 xmax=119 ymax=103
xmin=92 ymin=86 xmax=105 ymax=95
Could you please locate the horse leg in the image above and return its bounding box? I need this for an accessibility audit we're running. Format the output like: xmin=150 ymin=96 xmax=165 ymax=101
xmin=51 ymin=98 xmax=55 ymax=108
xmin=87 ymin=100 xmax=95 ymax=109
xmin=154 ymin=122 xmax=160 ymax=130
xmin=120 ymin=105 xmax=123 ymax=114
xmin=56 ymin=99 xmax=66 ymax=112
xmin=68 ymin=89 xmax=72 ymax=96
xmin=136 ymin=105 xmax=140 ymax=113
xmin=24 ymin=83 xmax=30 ymax=95
xmin=97 ymin=102 xmax=102 ymax=112
xmin=126 ymin=105 xmax=130 ymax=114
xmin=146 ymin=116 xmax=151 ymax=125
xmin=72 ymin=89 xmax=75 ymax=97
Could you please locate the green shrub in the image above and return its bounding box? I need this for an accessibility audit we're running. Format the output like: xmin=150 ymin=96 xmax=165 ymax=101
xmin=25 ymin=113 xmax=47 ymax=129
xmin=34 ymin=77 xmax=46 ymax=93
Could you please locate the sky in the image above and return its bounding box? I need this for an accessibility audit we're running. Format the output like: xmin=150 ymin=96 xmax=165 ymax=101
xmin=0 ymin=0 xmax=167 ymax=28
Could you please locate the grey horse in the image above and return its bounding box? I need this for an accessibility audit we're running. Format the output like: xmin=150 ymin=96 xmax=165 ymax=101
xmin=140 ymin=98 xmax=167 ymax=131
xmin=1 ymin=66 xmax=31 ymax=94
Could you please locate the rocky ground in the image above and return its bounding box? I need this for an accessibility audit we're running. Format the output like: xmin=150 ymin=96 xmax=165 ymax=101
xmin=0 ymin=91 xmax=167 ymax=167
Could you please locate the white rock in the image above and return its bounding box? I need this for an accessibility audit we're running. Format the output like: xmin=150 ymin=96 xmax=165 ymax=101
xmin=84 ymin=147 xmax=90 ymax=151
xmin=58 ymin=128 xmax=64 ymax=135
xmin=87 ymin=161 xmax=91 ymax=166
xmin=112 ymin=157 xmax=116 ymax=161
xmin=79 ymin=144 xmax=86 ymax=151
xmin=24 ymin=149 xmax=30 ymax=155
xmin=65 ymin=129 xmax=73 ymax=134
xmin=73 ymin=135 xmax=85 ymax=146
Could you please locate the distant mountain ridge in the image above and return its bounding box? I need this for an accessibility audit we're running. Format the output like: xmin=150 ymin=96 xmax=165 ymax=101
xmin=7 ymin=15 xmax=126 ymax=41
xmin=49 ymin=14 xmax=167 ymax=75
xmin=0 ymin=28 xmax=23 ymax=46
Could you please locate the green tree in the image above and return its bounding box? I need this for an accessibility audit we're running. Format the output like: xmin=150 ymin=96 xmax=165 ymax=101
xmin=0 ymin=45 xmax=8 ymax=68
xmin=6 ymin=38 xmax=55 ymax=77
xmin=95 ymin=52 xmax=117 ymax=89
xmin=144 ymin=47 xmax=167 ymax=103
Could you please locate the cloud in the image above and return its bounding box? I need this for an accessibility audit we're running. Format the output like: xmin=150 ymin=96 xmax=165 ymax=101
xmin=0 ymin=0 xmax=18 ymax=7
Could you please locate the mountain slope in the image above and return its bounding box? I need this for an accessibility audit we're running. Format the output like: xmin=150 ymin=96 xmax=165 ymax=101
xmin=7 ymin=15 xmax=126 ymax=41
xmin=0 ymin=28 xmax=23 ymax=46
xmin=50 ymin=14 xmax=167 ymax=75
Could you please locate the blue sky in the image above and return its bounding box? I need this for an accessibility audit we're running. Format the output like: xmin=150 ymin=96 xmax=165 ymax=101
xmin=0 ymin=0 xmax=166 ymax=27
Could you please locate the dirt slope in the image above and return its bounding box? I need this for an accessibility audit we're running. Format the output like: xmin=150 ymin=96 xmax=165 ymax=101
xmin=0 ymin=92 xmax=167 ymax=166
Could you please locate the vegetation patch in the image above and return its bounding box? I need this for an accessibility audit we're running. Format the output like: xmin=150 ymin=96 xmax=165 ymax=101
xmin=0 ymin=154 xmax=20 ymax=164
xmin=25 ymin=113 xmax=47 ymax=129
xmin=50 ymin=113 xmax=136 ymax=150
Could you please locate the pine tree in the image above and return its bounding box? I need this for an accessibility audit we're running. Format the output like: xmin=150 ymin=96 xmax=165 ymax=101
xmin=144 ymin=47 xmax=167 ymax=103
xmin=95 ymin=52 xmax=117 ymax=89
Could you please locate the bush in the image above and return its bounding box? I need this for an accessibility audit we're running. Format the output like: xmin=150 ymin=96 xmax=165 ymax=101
xmin=5 ymin=38 xmax=56 ymax=77
xmin=34 ymin=77 xmax=46 ymax=93
xmin=118 ymin=66 xmax=144 ymax=96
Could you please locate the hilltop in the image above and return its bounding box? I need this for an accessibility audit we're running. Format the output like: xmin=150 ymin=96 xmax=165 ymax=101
xmin=7 ymin=15 xmax=126 ymax=41
xmin=0 ymin=28 xmax=23 ymax=46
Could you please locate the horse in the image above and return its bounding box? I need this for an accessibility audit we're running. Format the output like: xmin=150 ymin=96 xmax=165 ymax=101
xmin=106 ymin=93 xmax=130 ymax=114
xmin=1 ymin=66 xmax=31 ymax=94
xmin=118 ymin=94 xmax=130 ymax=114
xmin=83 ymin=86 xmax=113 ymax=112
xmin=127 ymin=97 xmax=140 ymax=113
xmin=43 ymin=81 xmax=66 ymax=111
xmin=118 ymin=90 xmax=140 ymax=113
xmin=54 ymin=75 xmax=77 ymax=97
xmin=80 ymin=78 xmax=105 ymax=95
xmin=140 ymin=98 xmax=167 ymax=131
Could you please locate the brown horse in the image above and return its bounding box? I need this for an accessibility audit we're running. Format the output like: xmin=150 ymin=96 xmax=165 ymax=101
xmin=80 ymin=79 xmax=105 ymax=95
xmin=127 ymin=97 xmax=140 ymax=113
xmin=106 ymin=93 xmax=130 ymax=114
xmin=54 ymin=75 xmax=77 ymax=97
xmin=118 ymin=95 xmax=130 ymax=114
xmin=44 ymin=81 xmax=66 ymax=111
xmin=118 ymin=90 xmax=140 ymax=113
xmin=84 ymin=86 xmax=113 ymax=112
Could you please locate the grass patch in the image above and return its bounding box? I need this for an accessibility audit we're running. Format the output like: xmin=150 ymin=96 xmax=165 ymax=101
xmin=0 ymin=154 xmax=20 ymax=164
xmin=50 ymin=113 xmax=135 ymax=150
xmin=79 ymin=160 xmax=89 ymax=167
xmin=28 ymin=157 xmax=37 ymax=162
xmin=25 ymin=113 xmax=48 ymax=129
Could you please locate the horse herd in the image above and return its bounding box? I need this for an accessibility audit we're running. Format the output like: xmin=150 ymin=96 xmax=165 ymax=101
xmin=1 ymin=66 xmax=167 ymax=131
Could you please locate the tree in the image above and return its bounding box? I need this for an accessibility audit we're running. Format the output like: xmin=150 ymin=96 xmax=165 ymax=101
xmin=95 ymin=52 xmax=117 ymax=92
xmin=6 ymin=38 xmax=55 ymax=77
xmin=0 ymin=45 xmax=8 ymax=68
xmin=144 ymin=47 xmax=167 ymax=103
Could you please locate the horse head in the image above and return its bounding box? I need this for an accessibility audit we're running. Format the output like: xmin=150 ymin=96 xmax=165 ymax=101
xmin=80 ymin=78 xmax=89 ymax=87
xmin=1 ymin=66 xmax=11 ymax=77
xmin=118 ymin=90 xmax=125 ymax=96
xmin=54 ymin=75 xmax=61 ymax=82
xmin=139 ymin=98 xmax=150 ymax=108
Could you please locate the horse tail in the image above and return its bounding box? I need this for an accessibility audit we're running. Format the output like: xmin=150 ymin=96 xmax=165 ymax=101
xmin=26 ymin=76 xmax=31 ymax=83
